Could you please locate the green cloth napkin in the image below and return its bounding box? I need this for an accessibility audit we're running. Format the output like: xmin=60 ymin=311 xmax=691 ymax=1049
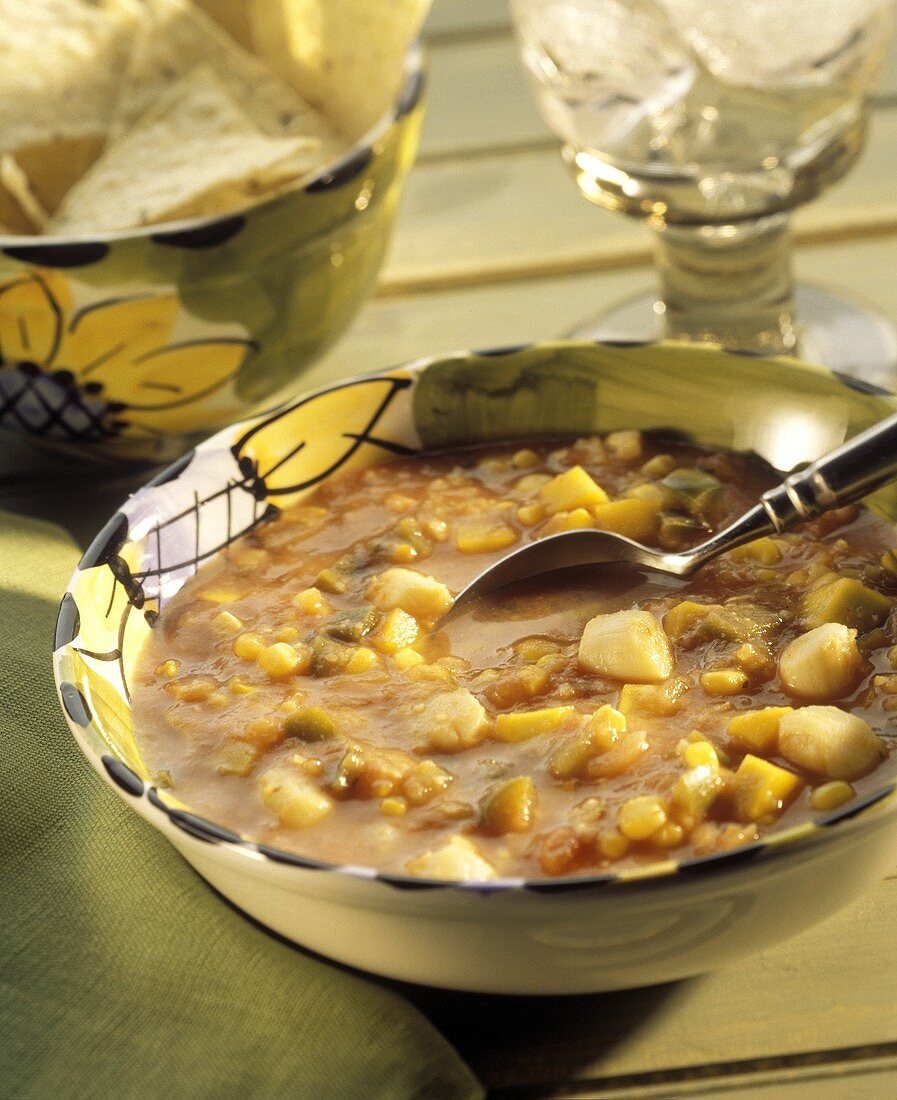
xmin=0 ymin=509 xmax=483 ymax=1100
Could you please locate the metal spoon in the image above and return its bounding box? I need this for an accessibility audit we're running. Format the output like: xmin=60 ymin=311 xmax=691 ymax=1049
xmin=446 ymin=410 xmax=897 ymax=616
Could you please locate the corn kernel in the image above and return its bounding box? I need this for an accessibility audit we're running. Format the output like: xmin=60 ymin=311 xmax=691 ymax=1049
xmin=619 ymin=796 xmax=667 ymax=840
xmin=391 ymin=543 xmax=418 ymax=564
xmin=539 ymin=466 xmax=609 ymax=513
xmin=257 ymin=642 xmax=308 ymax=680
xmin=516 ymin=503 xmax=545 ymax=527
xmin=455 ymin=521 xmax=518 ymax=554
xmin=212 ymin=610 xmax=243 ymax=634
xmin=653 ymin=821 xmax=685 ymax=848
xmin=275 ymin=625 xmax=301 ymax=644
xmin=881 ymin=550 xmax=897 ymax=577
xmin=393 ymin=646 xmax=424 ymax=670
xmin=542 ymin=507 xmax=595 ymax=534
xmin=493 ymin=706 xmax=576 ymax=743
xmin=197 ymin=585 xmax=242 ymax=604
xmin=155 ymin=659 xmax=180 ymax=678
xmin=512 ymin=448 xmax=540 ymax=469
xmin=234 ymin=632 xmax=265 ymax=661
xmin=215 ymin=741 xmax=259 ymax=777
xmin=640 ymin=453 xmax=677 ymax=478
xmin=701 ymin=668 xmax=750 ymax=696
xmin=515 ymin=473 xmax=551 ymax=494
xmin=228 ymin=676 xmax=257 ymax=695
xmin=293 ymin=587 xmax=329 ymax=615
xmin=597 ymin=828 xmax=630 ymax=860
xmin=385 ymin=493 xmax=416 ymax=513
xmin=683 ymin=740 xmax=719 ymax=769
xmin=345 ymin=647 xmax=379 ymax=674
xmin=810 ymin=780 xmax=855 ymax=811
xmin=380 ymin=797 xmax=408 ymax=816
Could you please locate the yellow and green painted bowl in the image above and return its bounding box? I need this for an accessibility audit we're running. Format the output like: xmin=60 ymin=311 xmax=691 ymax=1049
xmin=0 ymin=51 xmax=424 ymax=464
xmin=53 ymin=340 xmax=897 ymax=993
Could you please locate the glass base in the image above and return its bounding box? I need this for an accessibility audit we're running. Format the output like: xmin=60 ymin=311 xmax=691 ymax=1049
xmin=570 ymin=284 xmax=897 ymax=391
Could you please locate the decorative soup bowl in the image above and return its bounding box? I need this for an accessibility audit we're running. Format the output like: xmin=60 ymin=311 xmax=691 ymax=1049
xmin=53 ymin=341 xmax=897 ymax=994
xmin=0 ymin=52 xmax=423 ymax=465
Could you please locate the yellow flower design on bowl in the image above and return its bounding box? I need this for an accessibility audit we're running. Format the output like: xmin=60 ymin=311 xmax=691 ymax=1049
xmin=0 ymin=269 xmax=255 ymax=449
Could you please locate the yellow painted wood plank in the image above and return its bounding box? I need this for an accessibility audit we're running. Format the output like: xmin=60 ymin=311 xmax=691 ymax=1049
xmin=305 ymin=236 xmax=897 ymax=393
xmin=421 ymin=21 xmax=897 ymax=158
xmin=386 ymin=111 xmax=897 ymax=291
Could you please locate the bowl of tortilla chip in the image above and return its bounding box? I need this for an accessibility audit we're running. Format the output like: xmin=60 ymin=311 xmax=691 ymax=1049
xmin=0 ymin=0 xmax=428 ymax=462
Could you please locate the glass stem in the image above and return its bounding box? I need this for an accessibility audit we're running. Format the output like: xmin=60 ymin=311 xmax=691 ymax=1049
xmin=653 ymin=213 xmax=797 ymax=355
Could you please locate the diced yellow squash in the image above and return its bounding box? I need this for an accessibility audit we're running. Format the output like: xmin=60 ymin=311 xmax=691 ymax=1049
xmin=484 ymin=664 xmax=550 ymax=708
xmin=417 ymin=688 xmax=489 ymax=752
xmin=778 ymin=706 xmax=884 ymax=781
xmin=516 ymin=502 xmax=545 ymax=527
xmin=393 ymin=646 xmax=424 ymax=670
xmin=479 ymin=776 xmax=538 ymax=834
xmin=541 ymin=508 xmax=595 ymax=534
xmin=618 ymin=795 xmax=667 ymax=840
xmin=733 ymin=754 xmax=802 ymax=822
xmin=293 ymin=587 xmax=329 ymax=615
xmin=455 ymin=520 xmax=519 ymax=554
xmin=315 ymin=567 xmax=348 ymax=595
xmin=259 ymin=767 xmax=334 ymax=829
xmin=727 ymin=537 xmax=782 ymax=565
xmin=683 ymin=740 xmax=719 ymax=769
xmin=670 ymin=759 xmax=724 ymax=823
xmin=701 ymin=668 xmax=750 ymax=696
xmin=802 ymin=577 xmax=892 ymax=632
xmin=344 ymin=646 xmax=380 ymax=674
xmin=406 ymin=835 xmax=497 ymax=881
xmin=590 ymin=498 xmax=659 ymax=542
xmin=371 ymin=607 xmax=419 ymax=654
xmin=727 ymin=706 xmax=792 ymax=754
xmin=778 ymin=622 xmax=863 ymax=702
xmin=494 ymin=705 xmax=576 ymax=743
xmin=366 ymin=567 xmax=453 ymax=623
xmin=548 ymin=705 xmax=626 ymax=779
xmin=662 ymin=600 xmax=713 ymax=643
xmin=215 ymin=740 xmax=259 ymax=777
xmin=539 ymin=465 xmax=609 ymax=514
xmin=579 ymin=610 xmax=674 ymax=683
xmin=641 ymin=453 xmax=677 ymax=478
xmin=618 ymin=679 xmax=686 ymax=718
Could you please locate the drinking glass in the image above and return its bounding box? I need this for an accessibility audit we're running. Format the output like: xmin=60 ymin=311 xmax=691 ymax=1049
xmin=511 ymin=0 xmax=897 ymax=378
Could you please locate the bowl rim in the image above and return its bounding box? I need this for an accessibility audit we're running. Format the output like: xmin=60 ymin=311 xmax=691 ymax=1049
xmin=0 ymin=42 xmax=425 ymax=249
xmin=53 ymin=338 xmax=897 ymax=895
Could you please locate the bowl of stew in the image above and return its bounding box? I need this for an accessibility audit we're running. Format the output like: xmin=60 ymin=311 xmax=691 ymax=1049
xmin=54 ymin=340 xmax=897 ymax=994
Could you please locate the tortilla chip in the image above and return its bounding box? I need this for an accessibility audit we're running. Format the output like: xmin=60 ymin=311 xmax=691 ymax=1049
xmin=14 ymin=136 xmax=106 ymax=215
xmin=0 ymin=0 xmax=144 ymax=154
xmin=0 ymin=156 xmax=48 ymax=233
xmin=191 ymin=0 xmax=255 ymax=49
xmin=248 ymin=0 xmax=429 ymax=141
xmin=110 ymin=0 xmax=340 ymax=152
xmin=49 ymin=67 xmax=325 ymax=234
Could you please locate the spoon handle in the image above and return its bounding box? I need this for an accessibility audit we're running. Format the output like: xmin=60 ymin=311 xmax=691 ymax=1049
xmin=760 ymin=410 xmax=897 ymax=530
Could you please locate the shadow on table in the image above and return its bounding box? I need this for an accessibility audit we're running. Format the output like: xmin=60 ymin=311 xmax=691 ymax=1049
xmin=0 ymin=434 xmax=159 ymax=547
xmin=397 ymin=979 xmax=684 ymax=1097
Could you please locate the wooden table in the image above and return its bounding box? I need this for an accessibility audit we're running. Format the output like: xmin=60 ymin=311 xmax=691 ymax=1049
xmin=327 ymin=4 xmax=897 ymax=1096
xmin=2 ymin=3 xmax=896 ymax=1096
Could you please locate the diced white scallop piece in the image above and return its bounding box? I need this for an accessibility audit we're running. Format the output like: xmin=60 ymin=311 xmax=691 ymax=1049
xmin=779 ymin=623 xmax=863 ymax=702
xmin=778 ymin=706 xmax=884 ymax=781
xmin=417 ymin=688 xmax=488 ymax=753
xmin=406 ymin=835 xmax=497 ymax=881
xmin=366 ymin=567 xmax=453 ymax=622
xmin=578 ymin=610 xmax=674 ymax=683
